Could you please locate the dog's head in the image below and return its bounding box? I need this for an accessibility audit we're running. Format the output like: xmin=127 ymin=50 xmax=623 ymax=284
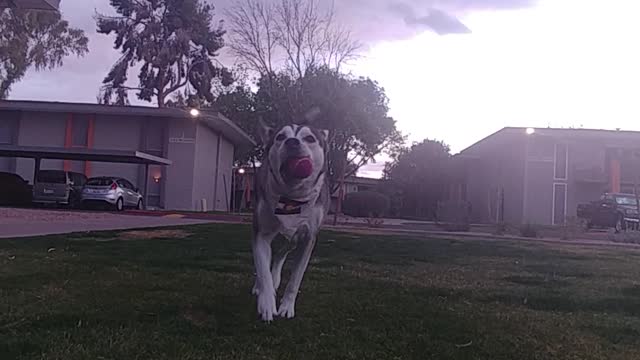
xmin=260 ymin=120 xmax=329 ymax=188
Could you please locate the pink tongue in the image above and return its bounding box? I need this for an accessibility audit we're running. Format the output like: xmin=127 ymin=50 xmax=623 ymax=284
xmin=287 ymin=157 xmax=313 ymax=179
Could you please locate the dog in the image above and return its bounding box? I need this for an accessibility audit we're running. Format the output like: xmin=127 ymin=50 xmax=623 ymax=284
xmin=251 ymin=119 xmax=330 ymax=321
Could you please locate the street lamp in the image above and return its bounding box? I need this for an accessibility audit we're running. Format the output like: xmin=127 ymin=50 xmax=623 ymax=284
xmin=238 ymin=168 xmax=246 ymax=175
xmin=189 ymin=108 xmax=200 ymax=117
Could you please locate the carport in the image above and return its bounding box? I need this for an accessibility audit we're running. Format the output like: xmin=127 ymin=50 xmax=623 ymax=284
xmin=0 ymin=144 xmax=172 ymax=207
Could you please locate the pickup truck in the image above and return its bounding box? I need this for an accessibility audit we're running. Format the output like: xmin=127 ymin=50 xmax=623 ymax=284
xmin=577 ymin=193 xmax=640 ymax=232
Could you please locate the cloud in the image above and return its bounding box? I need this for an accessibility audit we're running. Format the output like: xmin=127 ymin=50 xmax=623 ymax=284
xmin=10 ymin=0 xmax=537 ymax=104
xmin=390 ymin=4 xmax=471 ymax=35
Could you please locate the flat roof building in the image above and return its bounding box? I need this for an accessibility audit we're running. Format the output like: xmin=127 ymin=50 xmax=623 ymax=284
xmin=0 ymin=100 xmax=255 ymax=211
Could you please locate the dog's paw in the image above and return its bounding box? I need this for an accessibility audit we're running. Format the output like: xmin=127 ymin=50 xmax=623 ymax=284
xmin=277 ymin=296 xmax=296 ymax=319
xmin=257 ymin=292 xmax=277 ymax=322
xmin=251 ymin=281 xmax=260 ymax=296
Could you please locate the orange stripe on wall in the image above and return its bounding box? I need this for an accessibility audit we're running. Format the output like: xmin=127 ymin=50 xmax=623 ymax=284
xmin=63 ymin=114 xmax=73 ymax=171
xmin=84 ymin=115 xmax=95 ymax=176
xmin=610 ymin=158 xmax=621 ymax=193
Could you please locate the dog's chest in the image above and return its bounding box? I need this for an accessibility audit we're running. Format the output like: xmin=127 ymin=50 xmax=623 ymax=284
xmin=274 ymin=196 xmax=315 ymax=239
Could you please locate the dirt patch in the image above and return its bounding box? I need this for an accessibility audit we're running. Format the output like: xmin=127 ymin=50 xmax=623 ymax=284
xmin=118 ymin=229 xmax=192 ymax=240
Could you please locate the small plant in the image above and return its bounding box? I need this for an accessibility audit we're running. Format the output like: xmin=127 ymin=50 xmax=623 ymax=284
xmin=519 ymin=223 xmax=539 ymax=238
xmin=365 ymin=217 xmax=384 ymax=228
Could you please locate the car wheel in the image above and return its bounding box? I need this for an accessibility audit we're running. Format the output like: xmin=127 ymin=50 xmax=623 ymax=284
xmin=115 ymin=198 xmax=124 ymax=212
xmin=136 ymin=199 xmax=143 ymax=210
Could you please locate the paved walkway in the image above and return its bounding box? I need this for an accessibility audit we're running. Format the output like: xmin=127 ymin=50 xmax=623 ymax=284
xmin=0 ymin=208 xmax=212 ymax=239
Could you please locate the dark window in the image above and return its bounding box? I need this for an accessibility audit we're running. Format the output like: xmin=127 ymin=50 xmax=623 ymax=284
xmin=116 ymin=179 xmax=127 ymax=189
xmin=87 ymin=178 xmax=114 ymax=186
xmin=70 ymin=173 xmax=86 ymax=186
xmin=146 ymin=125 xmax=164 ymax=154
xmin=72 ymin=117 xmax=89 ymax=147
xmin=37 ymin=170 xmax=67 ymax=184
xmin=554 ymin=143 xmax=568 ymax=179
xmin=553 ymin=183 xmax=567 ymax=225
xmin=124 ymin=180 xmax=135 ymax=190
xmin=0 ymin=120 xmax=12 ymax=144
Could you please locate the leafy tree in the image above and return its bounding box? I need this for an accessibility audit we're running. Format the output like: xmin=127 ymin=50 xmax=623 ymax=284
xmin=212 ymin=67 xmax=403 ymax=191
xmin=0 ymin=8 xmax=88 ymax=99
xmin=384 ymin=139 xmax=452 ymax=219
xmin=97 ymin=0 xmax=233 ymax=107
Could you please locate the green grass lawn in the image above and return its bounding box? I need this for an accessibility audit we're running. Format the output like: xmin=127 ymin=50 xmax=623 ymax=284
xmin=2 ymin=224 xmax=640 ymax=359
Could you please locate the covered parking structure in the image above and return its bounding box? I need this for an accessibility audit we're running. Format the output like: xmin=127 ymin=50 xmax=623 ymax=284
xmin=0 ymin=144 xmax=172 ymax=208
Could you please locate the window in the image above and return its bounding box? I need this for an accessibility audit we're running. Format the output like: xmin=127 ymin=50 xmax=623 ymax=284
xmin=0 ymin=120 xmax=12 ymax=144
xmin=145 ymin=125 xmax=164 ymax=154
xmin=87 ymin=178 xmax=114 ymax=186
xmin=554 ymin=143 xmax=568 ymax=180
xmin=72 ymin=117 xmax=89 ymax=147
xmin=37 ymin=170 xmax=67 ymax=184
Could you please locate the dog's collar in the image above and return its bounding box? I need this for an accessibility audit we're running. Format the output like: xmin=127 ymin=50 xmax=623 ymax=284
xmin=274 ymin=196 xmax=309 ymax=215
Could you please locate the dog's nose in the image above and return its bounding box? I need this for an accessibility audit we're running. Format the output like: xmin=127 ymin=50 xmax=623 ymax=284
xmin=284 ymin=138 xmax=300 ymax=149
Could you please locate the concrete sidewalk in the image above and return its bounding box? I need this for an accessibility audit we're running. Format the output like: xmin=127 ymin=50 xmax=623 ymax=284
xmin=0 ymin=208 xmax=213 ymax=239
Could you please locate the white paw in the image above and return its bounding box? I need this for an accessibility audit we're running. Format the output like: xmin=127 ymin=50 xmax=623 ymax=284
xmin=257 ymin=291 xmax=277 ymax=322
xmin=251 ymin=281 xmax=260 ymax=295
xmin=277 ymin=296 xmax=296 ymax=319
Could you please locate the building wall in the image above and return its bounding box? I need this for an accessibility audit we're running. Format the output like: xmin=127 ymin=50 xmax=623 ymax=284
xmin=215 ymin=136 xmax=234 ymax=211
xmin=91 ymin=114 xmax=143 ymax=187
xmin=464 ymin=136 xmax=526 ymax=224
xmin=15 ymin=111 xmax=66 ymax=182
xmin=164 ymin=120 xmax=197 ymax=210
xmin=192 ymin=123 xmax=219 ymax=211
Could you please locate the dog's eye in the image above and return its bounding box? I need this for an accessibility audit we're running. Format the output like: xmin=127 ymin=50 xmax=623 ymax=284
xmin=275 ymin=134 xmax=286 ymax=141
xmin=303 ymin=135 xmax=316 ymax=143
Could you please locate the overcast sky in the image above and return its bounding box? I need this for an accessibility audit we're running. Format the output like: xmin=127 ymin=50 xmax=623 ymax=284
xmin=10 ymin=0 xmax=640 ymax=178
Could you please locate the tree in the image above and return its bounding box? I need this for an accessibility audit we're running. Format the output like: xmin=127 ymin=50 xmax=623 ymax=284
xmin=0 ymin=8 xmax=88 ymax=99
xmin=384 ymin=139 xmax=452 ymax=219
xmin=213 ymin=67 xmax=403 ymax=191
xmin=225 ymin=0 xmax=360 ymax=80
xmin=96 ymin=0 xmax=233 ymax=107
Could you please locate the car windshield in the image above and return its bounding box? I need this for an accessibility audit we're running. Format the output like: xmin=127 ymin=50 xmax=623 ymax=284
xmin=37 ymin=171 xmax=66 ymax=184
xmin=616 ymin=196 xmax=638 ymax=206
xmin=86 ymin=178 xmax=114 ymax=186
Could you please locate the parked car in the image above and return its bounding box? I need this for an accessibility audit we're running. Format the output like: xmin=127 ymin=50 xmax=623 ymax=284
xmin=32 ymin=170 xmax=87 ymax=207
xmin=81 ymin=177 xmax=144 ymax=211
xmin=0 ymin=172 xmax=32 ymax=206
xmin=577 ymin=192 xmax=640 ymax=232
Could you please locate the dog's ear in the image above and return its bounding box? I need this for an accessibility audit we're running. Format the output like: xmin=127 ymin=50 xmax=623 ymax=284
xmin=257 ymin=117 xmax=274 ymax=145
xmin=303 ymin=106 xmax=321 ymax=124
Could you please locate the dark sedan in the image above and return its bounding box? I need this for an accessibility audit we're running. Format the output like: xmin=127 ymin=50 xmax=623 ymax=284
xmin=0 ymin=172 xmax=32 ymax=206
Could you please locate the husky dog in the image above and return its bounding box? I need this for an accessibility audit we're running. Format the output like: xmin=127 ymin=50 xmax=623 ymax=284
xmin=251 ymin=119 xmax=330 ymax=321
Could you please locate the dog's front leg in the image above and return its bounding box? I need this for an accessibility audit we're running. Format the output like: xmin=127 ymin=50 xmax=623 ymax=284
xmin=277 ymin=227 xmax=316 ymax=319
xmin=253 ymin=231 xmax=278 ymax=322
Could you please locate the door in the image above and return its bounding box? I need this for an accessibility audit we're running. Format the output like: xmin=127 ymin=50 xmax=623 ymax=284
xmin=123 ymin=179 xmax=139 ymax=206
xmin=117 ymin=179 xmax=134 ymax=206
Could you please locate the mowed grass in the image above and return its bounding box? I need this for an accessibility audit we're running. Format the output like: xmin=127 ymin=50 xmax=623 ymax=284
xmin=2 ymin=224 xmax=640 ymax=359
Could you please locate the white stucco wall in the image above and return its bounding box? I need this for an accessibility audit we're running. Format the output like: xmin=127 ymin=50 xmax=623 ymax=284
xmin=91 ymin=114 xmax=143 ymax=186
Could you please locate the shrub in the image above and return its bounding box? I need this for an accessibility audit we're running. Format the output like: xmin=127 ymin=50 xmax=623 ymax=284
xmin=519 ymin=224 xmax=539 ymax=238
xmin=342 ymin=191 xmax=391 ymax=218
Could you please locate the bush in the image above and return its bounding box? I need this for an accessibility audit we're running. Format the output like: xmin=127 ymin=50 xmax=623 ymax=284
xmin=342 ymin=191 xmax=390 ymax=218
xmin=519 ymin=224 xmax=539 ymax=238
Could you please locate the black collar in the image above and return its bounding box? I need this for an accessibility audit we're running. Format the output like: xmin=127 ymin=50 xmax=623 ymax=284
xmin=275 ymin=196 xmax=309 ymax=215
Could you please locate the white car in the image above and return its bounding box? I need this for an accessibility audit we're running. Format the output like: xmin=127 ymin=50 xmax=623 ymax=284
xmin=81 ymin=177 xmax=144 ymax=211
